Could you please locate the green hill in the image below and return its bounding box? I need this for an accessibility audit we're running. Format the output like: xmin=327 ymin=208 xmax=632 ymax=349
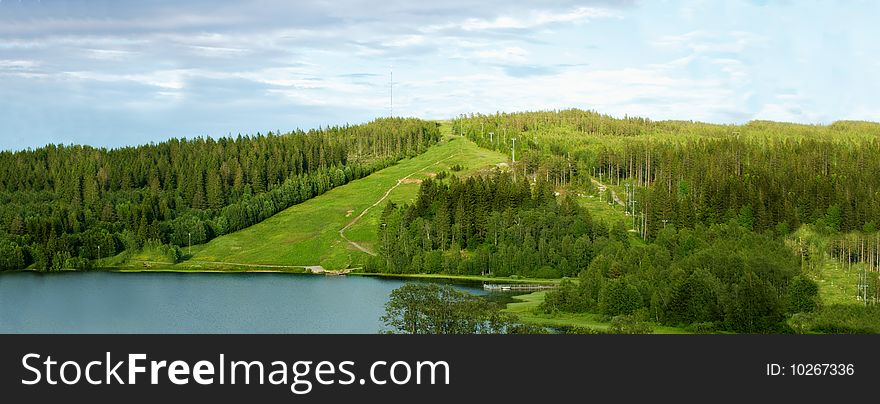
xmin=123 ymin=125 xmax=507 ymax=270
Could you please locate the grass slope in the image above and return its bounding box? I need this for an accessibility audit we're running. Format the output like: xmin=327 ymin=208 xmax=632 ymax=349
xmin=789 ymin=225 xmax=863 ymax=306
xmin=165 ymin=126 xmax=507 ymax=270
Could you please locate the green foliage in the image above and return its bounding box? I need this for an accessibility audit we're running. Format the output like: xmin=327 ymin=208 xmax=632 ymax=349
xmin=381 ymin=283 xmax=515 ymax=334
xmin=189 ymin=134 xmax=508 ymax=270
xmin=454 ymin=110 xmax=880 ymax=238
xmin=790 ymin=305 xmax=880 ymax=334
xmin=599 ymin=279 xmax=642 ymax=316
xmin=609 ymin=314 xmax=654 ymax=334
xmin=540 ymin=279 xmax=593 ymax=313
xmin=0 ymin=118 xmax=440 ymax=271
xmin=0 ymin=238 xmax=26 ymax=270
xmin=375 ymin=172 xmax=597 ymax=277
xmin=786 ymin=276 xmax=820 ymax=314
xmin=541 ymin=222 xmax=804 ymax=333
xmin=560 ymin=326 xmax=607 ymax=334
xmin=684 ymin=322 xmax=719 ymax=334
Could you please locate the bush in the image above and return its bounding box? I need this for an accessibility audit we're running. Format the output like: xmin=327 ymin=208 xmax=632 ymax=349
xmin=684 ymin=322 xmax=718 ymax=334
xmin=507 ymin=323 xmax=550 ymax=334
xmin=599 ymin=279 xmax=642 ymax=316
xmin=535 ymin=265 xmax=560 ymax=279
xmin=560 ymin=326 xmax=607 ymax=334
xmin=63 ymin=256 xmax=91 ymax=270
xmin=798 ymin=305 xmax=880 ymax=334
xmin=786 ymin=276 xmax=820 ymax=314
xmin=609 ymin=314 xmax=654 ymax=334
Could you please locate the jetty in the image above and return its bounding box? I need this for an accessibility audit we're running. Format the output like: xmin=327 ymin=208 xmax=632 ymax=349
xmin=482 ymin=283 xmax=557 ymax=292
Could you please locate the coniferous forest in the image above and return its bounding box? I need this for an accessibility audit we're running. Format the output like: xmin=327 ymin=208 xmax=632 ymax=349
xmin=3 ymin=109 xmax=879 ymax=333
xmin=362 ymin=110 xmax=880 ymax=333
xmin=0 ymin=118 xmax=439 ymax=270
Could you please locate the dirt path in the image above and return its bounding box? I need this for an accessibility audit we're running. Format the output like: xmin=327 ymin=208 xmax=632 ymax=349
xmin=339 ymin=153 xmax=458 ymax=255
xmin=591 ymin=177 xmax=625 ymax=207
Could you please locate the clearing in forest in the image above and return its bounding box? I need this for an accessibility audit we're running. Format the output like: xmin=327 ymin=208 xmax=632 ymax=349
xmin=181 ymin=126 xmax=508 ymax=270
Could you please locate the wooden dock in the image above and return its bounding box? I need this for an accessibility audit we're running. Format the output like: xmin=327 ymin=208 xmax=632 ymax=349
xmin=482 ymin=283 xmax=556 ymax=292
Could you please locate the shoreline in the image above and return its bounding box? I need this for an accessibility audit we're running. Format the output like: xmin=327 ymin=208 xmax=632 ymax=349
xmin=350 ymin=272 xmax=565 ymax=284
xmin=2 ymin=266 xmax=567 ymax=284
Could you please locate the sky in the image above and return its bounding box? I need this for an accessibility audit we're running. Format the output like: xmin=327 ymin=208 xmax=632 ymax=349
xmin=1 ymin=0 xmax=878 ymax=150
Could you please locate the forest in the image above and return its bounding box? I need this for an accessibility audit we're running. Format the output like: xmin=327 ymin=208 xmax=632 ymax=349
xmin=452 ymin=110 xmax=880 ymax=238
xmin=3 ymin=108 xmax=878 ymax=332
xmin=0 ymin=118 xmax=439 ymax=270
xmin=366 ymin=110 xmax=880 ymax=332
xmin=367 ymin=173 xmax=600 ymax=278
xmin=366 ymin=172 xmax=818 ymax=332
xmin=451 ymin=111 xmax=880 ymax=292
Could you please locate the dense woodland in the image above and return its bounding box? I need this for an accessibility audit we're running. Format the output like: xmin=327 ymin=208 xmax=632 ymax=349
xmin=541 ymin=223 xmax=815 ymax=333
xmin=367 ymin=173 xmax=603 ymax=278
xmin=453 ymin=110 xmax=880 ymax=238
xmin=367 ymin=110 xmax=880 ymax=332
xmin=366 ymin=172 xmax=818 ymax=332
xmin=0 ymin=118 xmax=439 ymax=270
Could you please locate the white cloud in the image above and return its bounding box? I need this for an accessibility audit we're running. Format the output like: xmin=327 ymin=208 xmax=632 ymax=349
xmin=381 ymin=35 xmax=426 ymax=48
xmin=187 ymin=45 xmax=249 ymax=58
xmin=399 ymin=65 xmax=743 ymax=123
xmin=63 ymin=70 xmax=188 ymax=90
xmin=0 ymin=59 xmax=40 ymax=70
xmin=710 ymin=58 xmax=749 ymax=81
xmin=84 ymin=49 xmax=137 ymax=61
xmin=654 ymin=30 xmax=767 ymax=54
xmin=2 ymin=0 xmax=877 ymax=151
xmin=428 ymin=6 xmax=616 ymax=32
xmin=471 ymin=47 xmax=529 ymax=63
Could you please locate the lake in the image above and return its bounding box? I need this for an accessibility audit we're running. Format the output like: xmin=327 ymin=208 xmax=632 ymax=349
xmin=0 ymin=271 xmax=486 ymax=333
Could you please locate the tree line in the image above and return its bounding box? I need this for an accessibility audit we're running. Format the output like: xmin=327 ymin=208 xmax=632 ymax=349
xmin=365 ymin=172 xmax=625 ymax=278
xmin=541 ymin=223 xmax=819 ymax=333
xmin=0 ymin=118 xmax=440 ymax=270
xmin=366 ymin=170 xmax=823 ymax=332
xmin=452 ymin=110 xmax=880 ymax=239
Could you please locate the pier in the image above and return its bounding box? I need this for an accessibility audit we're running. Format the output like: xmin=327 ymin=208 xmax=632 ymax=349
xmin=482 ymin=283 xmax=557 ymax=292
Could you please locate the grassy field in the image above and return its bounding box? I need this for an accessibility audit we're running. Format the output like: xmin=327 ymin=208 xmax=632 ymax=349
xmin=126 ymin=124 xmax=509 ymax=271
xmin=810 ymin=259 xmax=863 ymax=305
xmin=503 ymin=291 xmax=688 ymax=334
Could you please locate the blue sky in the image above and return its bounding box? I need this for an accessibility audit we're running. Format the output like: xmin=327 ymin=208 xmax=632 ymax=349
xmin=1 ymin=0 xmax=878 ymax=150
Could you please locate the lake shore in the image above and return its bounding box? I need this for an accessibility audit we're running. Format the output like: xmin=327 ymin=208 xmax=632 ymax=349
xmin=3 ymin=265 xmax=567 ymax=285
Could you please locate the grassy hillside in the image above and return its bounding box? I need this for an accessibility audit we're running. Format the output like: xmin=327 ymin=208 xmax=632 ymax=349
xmin=128 ymin=124 xmax=508 ymax=270
xmin=788 ymin=225 xmax=868 ymax=306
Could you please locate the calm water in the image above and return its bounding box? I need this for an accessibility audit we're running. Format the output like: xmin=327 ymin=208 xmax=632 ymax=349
xmin=0 ymin=272 xmax=485 ymax=333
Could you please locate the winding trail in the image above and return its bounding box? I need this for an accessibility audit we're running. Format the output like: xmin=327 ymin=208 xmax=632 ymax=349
xmin=134 ymin=151 xmax=459 ymax=271
xmin=339 ymin=153 xmax=459 ymax=255
xmin=590 ymin=177 xmax=625 ymax=207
